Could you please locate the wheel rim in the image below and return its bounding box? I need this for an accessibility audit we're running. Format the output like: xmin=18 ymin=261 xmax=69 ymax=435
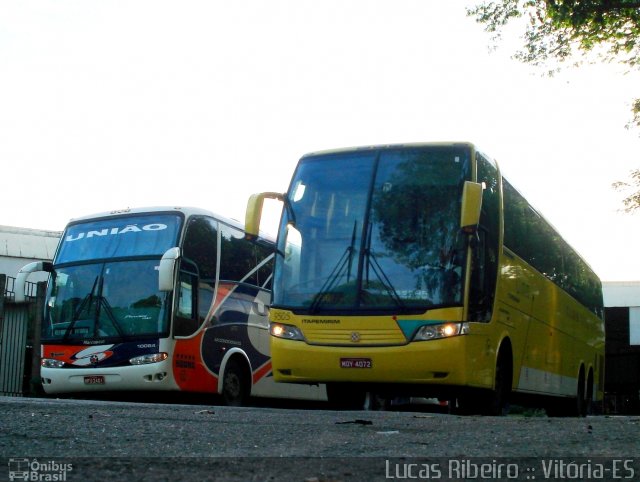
xmin=223 ymin=361 xmax=247 ymax=406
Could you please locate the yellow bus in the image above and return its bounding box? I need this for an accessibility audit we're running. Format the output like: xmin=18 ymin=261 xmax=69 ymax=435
xmin=246 ymin=142 xmax=604 ymax=415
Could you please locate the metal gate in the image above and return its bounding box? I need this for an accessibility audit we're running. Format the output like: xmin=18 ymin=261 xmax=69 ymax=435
xmin=0 ymin=274 xmax=40 ymax=396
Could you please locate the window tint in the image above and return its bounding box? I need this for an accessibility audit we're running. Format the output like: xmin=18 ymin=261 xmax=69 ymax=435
xmin=503 ymin=179 xmax=602 ymax=316
xmin=182 ymin=217 xmax=218 ymax=282
xmin=253 ymin=241 xmax=275 ymax=289
xmin=57 ymin=214 xmax=182 ymax=264
xmin=178 ymin=217 xmax=219 ymax=336
xmin=177 ymin=272 xmax=196 ymax=319
xmin=220 ymin=225 xmax=255 ymax=282
xmin=275 ymin=146 xmax=472 ymax=312
xmin=44 ymin=259 xmax=170 ymax=342
xmin=469 ymin=153 xmax=500 ymax=321
xmin=216 ymin=225 xmax=273 ymax=327
xmin=219 ymin=224 xmax=274 ymax=286
xmin=368 ymin=147 xmax=469 ymax=308
xmin=174 ymin=269 xmax=199 ymax=337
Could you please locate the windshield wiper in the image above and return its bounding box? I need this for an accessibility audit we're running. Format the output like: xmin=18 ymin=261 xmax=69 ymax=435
xmin=362 ymin=223 xmax=405 ymax=310
xmin=63 ymin=275 xmax=99 ymax=340
xmin=62 ymin=275 xmax=127 ymax=341
xmin=94 ymin=276 xmax=127 ymax=340
xmin=309 ymin=221 xmax=358 ymax=313
xmin=363 ymin=248 xmax=405 ymax=310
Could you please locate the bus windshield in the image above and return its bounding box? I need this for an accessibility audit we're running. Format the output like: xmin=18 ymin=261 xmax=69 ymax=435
xmin=43 ymin=260 xmax=169 ymax=341
xmin=274 ymin=145 xmax=471 ymax=313
xmin=43 ymin=213 xmax=182 ymax=342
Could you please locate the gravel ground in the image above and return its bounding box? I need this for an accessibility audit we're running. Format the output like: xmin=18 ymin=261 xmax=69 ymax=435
xmin=2 ymin=396 xmax=639 ymax=481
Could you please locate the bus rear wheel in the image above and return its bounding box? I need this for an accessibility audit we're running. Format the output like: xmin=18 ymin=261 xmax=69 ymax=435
xmin=584 ymin=369 xmax=594 ymax=416
xmin=326 ymin=383 xmax=367 ymax=410
xmin=546 ymin=367 xmax=587 ymax=417
xmin=222 ymin=358 xmax=250 ymax=407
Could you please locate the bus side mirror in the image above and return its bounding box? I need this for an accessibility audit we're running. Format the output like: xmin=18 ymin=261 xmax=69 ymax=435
xmin=460 ymin=181 xmax=483 ymax=234
xmin=14 ymin=261 xmax=53 ymax=303
xmin=159 ymin=247 xmax=181 ymax=292
xmin=245 ymin=192 xmax=284 ymax=240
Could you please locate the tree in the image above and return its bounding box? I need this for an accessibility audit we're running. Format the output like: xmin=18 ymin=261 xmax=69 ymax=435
xmin=612 ymin=168 xmax=640 ymax=212
xmin=467 ymin=1 xmax=640 ymax=73
xmin=468 ymin=0 xmax=640 ymax=210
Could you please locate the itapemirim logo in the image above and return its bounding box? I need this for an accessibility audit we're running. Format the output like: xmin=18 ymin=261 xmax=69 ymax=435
xmin=8 ymin=458 xmax=73 ymax=481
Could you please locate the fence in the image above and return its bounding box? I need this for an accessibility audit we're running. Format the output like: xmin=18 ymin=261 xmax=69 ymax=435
xmin=0 ymin=274 xmax=43 ymax=396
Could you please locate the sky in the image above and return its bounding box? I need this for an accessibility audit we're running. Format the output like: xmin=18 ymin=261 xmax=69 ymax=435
xmin=1 ymin=1 xmax=639 ymax=282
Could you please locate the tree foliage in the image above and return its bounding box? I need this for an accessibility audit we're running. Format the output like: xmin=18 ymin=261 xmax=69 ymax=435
xmin=468 ymin=1 xmax=640 ymax=212
xmin=467 ymin=1 xmax=640 ymax=122
xmin=612 ymin=168 xmax=640 ymax=212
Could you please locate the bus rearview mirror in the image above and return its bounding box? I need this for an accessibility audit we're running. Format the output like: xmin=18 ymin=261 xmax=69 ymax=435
xmin=159 ymin=247 xmax=181 ymax=292
xmin=460 ymin=181 xmax=483 ymax=233
xmin=14 ymin=261 xmax=53 ymax=303
xmin=245 ymin=192 xmax=284 ymax=239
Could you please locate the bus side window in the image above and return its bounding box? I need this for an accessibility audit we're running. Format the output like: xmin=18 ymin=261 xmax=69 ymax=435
xmin=174 ymin=268 xmax=199 ymax=337
xmin=220 ymin=224 xmax=254 ymax=282
xmin=217 ymin=224 xmax=273 ymax=326
xmin=181 ymin=216 xmax=218 ymax=328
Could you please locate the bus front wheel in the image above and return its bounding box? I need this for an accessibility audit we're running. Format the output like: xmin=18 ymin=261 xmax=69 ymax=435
xmin=455 ymin=345 xmax=512 ymax=416
xmin=222 ymin=358 xmax=251 ymax=407
xmin=485 ymin=348 xmax=513 ymax=416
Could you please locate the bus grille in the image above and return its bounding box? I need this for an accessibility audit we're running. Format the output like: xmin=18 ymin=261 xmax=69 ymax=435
xmin=302 ymin=328 xmax=406 ymax=346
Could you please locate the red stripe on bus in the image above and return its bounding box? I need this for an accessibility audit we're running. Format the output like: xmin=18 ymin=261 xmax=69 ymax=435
xmin=252 ymin=360 xmax=272 ymax=384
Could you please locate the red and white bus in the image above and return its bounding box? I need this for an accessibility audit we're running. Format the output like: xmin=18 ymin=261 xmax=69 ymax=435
xmin=15 ymin=206 xmax=325 ymax=405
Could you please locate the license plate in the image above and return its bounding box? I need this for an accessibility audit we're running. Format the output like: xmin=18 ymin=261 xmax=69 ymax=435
xmin=84 ymin=375 xmax=105 ymax=385
xmin=340 ymin=358 xmax=372 ymax=369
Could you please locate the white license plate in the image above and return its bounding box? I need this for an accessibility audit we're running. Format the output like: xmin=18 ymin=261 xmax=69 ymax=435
xmin=84 ymin=375 xmax=105 ymax=385
xmin=340 ymin=358 xmax=372 ymax=369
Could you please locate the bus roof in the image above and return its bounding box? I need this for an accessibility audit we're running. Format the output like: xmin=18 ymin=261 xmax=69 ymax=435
xmin=301 ymin=141 xmax=477 ymax=159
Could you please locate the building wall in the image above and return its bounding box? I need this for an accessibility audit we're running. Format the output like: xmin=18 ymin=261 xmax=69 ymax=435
xmin=603 ymin=281 xmax=640 ymax=309
xmin=0 ymin=226 xmax=61 ymax=282
xmin=603 ymin=281 xmax=640 ymax=414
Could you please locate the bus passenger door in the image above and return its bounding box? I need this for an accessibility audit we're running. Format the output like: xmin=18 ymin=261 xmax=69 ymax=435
xmin=174 ymin=261 xmax=200 ymax=337
xmin=468 ymin=154 xmax=500 ymax=323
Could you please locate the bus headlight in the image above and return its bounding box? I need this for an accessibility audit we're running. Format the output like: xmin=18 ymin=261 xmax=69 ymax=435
xmin=270 ymin=322 xmax=304 ymax=341
xmin=41 ymin=358 xmax=66 ymax=368
xmin=413 ymin=322 xmax=469 ymax=341
xmin=129 ymin=352 xmax=169 ymax=365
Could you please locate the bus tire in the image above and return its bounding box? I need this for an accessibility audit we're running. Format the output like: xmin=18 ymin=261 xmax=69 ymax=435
xmin=495 ymin=352 xmax=512 ymax=415
xmin=584 ymin=369 xmax=594 ymax=416
xmin=326 ymin=383 xmax=366 ymax=410
xmin=547 ymin=366 xmax=586 ymax=417
xmin=450 ymin=396 xmax=474 ymax=415
xmin=576 ymin=366 xmax=588 ymax=417
xmin=491 ymin=348 xmax=512 ymax=415
xmin=222 ymin=358 xmax=251 ymax=407
xmin=453 ymin=346 xmax=512 ymax=416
